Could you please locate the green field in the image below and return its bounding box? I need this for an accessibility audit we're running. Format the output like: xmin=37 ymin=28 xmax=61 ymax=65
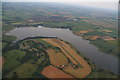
xmin=3 ymin=49 xmax=26 ymax=74
xmin=3 ymin=38 xmax=52 ymax=78
xmin=3 ymin=35 xmax=16 ymax=42
xmin=90 ymin=39 xmax=118 ymax=57
xmin=2 ymin=35 xmax=17 ymax=51
xmin=6 ymin=63 xmax=38 ymax=78
xmin=87 ymin=69 xmax=118 ymax=78
xmin=2 ymin=37 xmax=118 ymax=78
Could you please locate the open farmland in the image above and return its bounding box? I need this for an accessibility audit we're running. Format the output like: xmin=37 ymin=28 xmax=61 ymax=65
xmin=41 ymin=65 xmax=74 ymax=78
xmin=3 ymin=50 xmax=26 ymax=74
xmin=2 ymin=2 xmax=118 ymax=78
xmin=42 ymin=38 xmax=92 ymax=78
xmin=3 ymin=38 xmax=50 ymax=78
xmin=2 ymin=36 xmax=118 ymax=78
xmin=6 ymin=63 xmax=38 ymax=78
xmin=42 ymin=39 xmax=78 ymax=65
xmin=81 ymin=18 xmax=117 ymax=28
xmin=46 ymin=49 xmax=68 ymax=66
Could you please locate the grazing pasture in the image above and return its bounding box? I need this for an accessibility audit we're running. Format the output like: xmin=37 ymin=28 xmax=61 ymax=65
xmin=6 ymin=63 xmax=38 ymax=78
xmin=3 ymin=50 xmax=26 ymax=73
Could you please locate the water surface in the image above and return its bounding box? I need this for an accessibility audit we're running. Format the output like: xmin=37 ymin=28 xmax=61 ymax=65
xmin=7 ymin=27 xmax=119 ymax=74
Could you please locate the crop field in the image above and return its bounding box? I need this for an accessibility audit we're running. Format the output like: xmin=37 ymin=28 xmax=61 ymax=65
xmin=42 ymin=39 xmax=78 ymax=65
xmin=64 ymin=65 xmax=90 ymax=78
xmin=2 ymin=37 xmax=118 ymax=78
xmin=74 ymin=26 xmax=118 ymax=58
xmin=41 ymin=65 xmax=74 ymax=78
xmin=42 ymin=38 xmax=92 ymax=78
xmin=46 ymin=49 xmax=68 ymax=66
xmin=3 ymin=36 xmax=93 ymax=78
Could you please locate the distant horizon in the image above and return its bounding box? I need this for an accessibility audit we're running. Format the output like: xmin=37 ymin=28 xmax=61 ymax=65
xmin=2 ymin=0 xmax=118 ymax=2
xmin=1 ymin=1 xmax=118 ymax=11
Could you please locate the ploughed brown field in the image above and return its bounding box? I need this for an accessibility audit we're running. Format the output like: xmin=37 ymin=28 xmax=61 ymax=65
xmin=41 ymin=65 xmax=74 ymax=78
xmin=42 ymin=38 xmax=92 ymax=78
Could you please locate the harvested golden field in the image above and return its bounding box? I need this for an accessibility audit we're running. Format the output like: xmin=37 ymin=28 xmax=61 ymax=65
xmin=46 ymin=49 xmax=68 ymax=66
xmin=41 ymin=65 xmax=74 ymax=78
xmin=42 ymin=38 xmax=92 ymax=78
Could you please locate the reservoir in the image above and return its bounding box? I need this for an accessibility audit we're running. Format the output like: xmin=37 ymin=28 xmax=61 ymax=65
xmin=6 ymin=27 xmax=119 ymax=74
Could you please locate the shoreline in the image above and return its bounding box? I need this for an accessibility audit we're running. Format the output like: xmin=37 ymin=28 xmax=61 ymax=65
xmin=4 ymin=26 xmax=119 ymax=76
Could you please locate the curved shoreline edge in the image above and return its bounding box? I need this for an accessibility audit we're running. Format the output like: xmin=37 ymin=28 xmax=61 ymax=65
xmin=3 ymin=27 xmax=119 ymax=78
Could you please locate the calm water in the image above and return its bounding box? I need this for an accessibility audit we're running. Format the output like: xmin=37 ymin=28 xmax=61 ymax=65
xmin=6 ymin=27 xmax=119 ymax=74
